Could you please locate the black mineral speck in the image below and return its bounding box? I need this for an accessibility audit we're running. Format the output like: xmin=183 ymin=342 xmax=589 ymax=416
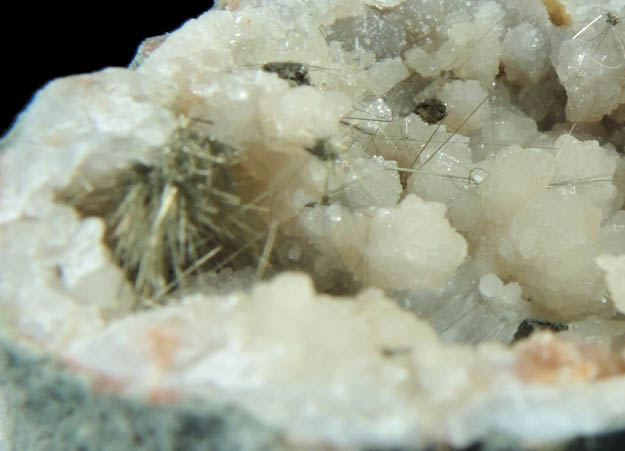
xmin=414 ymin=98 xmax=447 ymax=124
xmin=262 ymin=61 xmax=311 ymax=87
xmin=380 ymin=346 xmax=412 ymax=357
xmin=512 ymin=319 xmax=569 ymax=344
xmin=304 ymin=139 xmax=337 ymax=161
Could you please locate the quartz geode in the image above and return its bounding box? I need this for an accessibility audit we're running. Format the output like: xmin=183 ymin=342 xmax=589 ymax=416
xmin=4 ymin=0 xmax=625 ymax=449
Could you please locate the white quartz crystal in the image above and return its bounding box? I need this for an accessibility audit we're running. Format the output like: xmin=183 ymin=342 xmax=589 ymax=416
xmin=552 ymin=5 xmax=625 ymax=122
xmin=365 ymin=195 xmax=467 ymax=291
xmin=259 ymin=87 xmax=351 ymax=149
xmin=4 ymin=0 xmax=625 ymax=448
xmin=597 ymin=254 xmax=625 ymax=314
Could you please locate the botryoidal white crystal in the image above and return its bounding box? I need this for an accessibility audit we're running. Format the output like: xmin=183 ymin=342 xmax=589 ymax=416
xmin=365 ymin=195 xmax=467 ymax=291
xmin=4 ymin=0 xmax=625 ymax=448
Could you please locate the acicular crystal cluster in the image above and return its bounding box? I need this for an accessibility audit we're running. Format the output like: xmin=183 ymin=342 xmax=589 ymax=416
xmin=4 ymin=0 xmax=625 ymax=449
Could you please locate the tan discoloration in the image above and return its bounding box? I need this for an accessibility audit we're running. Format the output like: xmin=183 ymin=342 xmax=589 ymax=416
xmin=148 ymin=387 xmax=180 ymax=405
xmin=130 ymin=35 xmax=169 ymax=69
xmin=90 ymin=373 xmax=128 ymax=395
xmin=216 ymin=0 xmax=242 ymax=11
xmin=542 ymin=0 xmax=572 ymax=27
xmin=138 ymin=35 xmax=168 ymax=58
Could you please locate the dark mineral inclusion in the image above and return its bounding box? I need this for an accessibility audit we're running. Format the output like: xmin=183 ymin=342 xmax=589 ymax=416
xmin=414 ymin=98 xmax=447 ymax=124
xmin=511 ymin=319 xmax=569 ymax=344
xmin=262 ymin=61 xmax=312 ymax=87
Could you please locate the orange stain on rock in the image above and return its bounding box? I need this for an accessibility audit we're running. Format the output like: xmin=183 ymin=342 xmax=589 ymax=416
xmin=514 ymin=332 xmax=625 ymax=384
xmin=144 ymin=327 xmax=181 ymax=372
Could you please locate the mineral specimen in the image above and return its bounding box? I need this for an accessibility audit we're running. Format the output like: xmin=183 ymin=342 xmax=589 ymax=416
xmin=3 ymin=0 xmax=625 ymax=449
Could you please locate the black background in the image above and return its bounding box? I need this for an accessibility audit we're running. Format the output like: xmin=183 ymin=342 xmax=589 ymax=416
xmin=2 ymin=3 xmax=215 ymax=135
